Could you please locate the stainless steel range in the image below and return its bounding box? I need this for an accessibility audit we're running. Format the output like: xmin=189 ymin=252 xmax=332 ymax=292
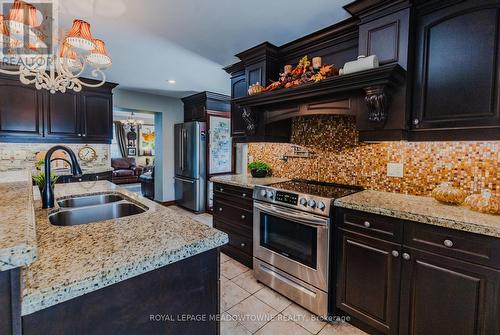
xmin=253 ymin=180 xmax=361 ymax=317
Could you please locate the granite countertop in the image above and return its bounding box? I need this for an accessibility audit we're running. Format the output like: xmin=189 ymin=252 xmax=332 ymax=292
xmin=21 ymin=181 xmax=228 ymax=316
xmin=210 ymin=174 xmax=290 ymax=189
xmin=335 ymin=190 xmax=500 ymax=238
xmin=0 ymin=170 xmax=38 ymax=271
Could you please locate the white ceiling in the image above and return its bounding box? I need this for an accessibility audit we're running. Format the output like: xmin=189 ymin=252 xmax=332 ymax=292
xmin=58 ymin=0 xmax=352 ymax=98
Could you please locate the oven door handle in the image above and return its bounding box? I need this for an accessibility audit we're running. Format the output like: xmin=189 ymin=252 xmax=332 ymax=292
xmin=254 ymin=202 xmax=329 ymax=227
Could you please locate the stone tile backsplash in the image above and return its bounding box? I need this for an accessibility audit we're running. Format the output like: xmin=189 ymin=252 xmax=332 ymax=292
xmin=248 ymin=115 xmax=499 ymax=197
xmin=0 ymin=143 xmax=111 ymax=172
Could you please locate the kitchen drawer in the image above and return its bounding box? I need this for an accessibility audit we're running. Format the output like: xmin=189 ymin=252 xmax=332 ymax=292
xmin=213 ymin=183 xmax=253 ymax=209
xmin=213 ymin=199 xmax=253 ymax=229
xmin=405 ymin=222 xmax=500 ymax=269
xmin=337 ymin=208 xmax=403 ymax=243
xmin=215 ymin=220 xmax=253 ymax=268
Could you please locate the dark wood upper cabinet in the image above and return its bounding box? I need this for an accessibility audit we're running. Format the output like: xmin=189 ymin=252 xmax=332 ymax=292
xmin=230 ymin=72 xmax=247 ymax=137
xmin=411 ymin=0 xmax=500 ymax=138
xmin=45 ymin=91 xmax=80 ymax=138
xmin=81 ymin=92 xmax=113 ymax=141
xmin=0 ymin=78 xmax=43 ymax=140
xmin=358 ymin=8 xmax=411 ymax=69
xmin=0 ymin=74 xmax=117 ymax=143
xmin=182 ymin=91 xmax=231 ymax=122
xmin=399 ymin=248 xmax=499 ymax=335
xmin=225 ymin=0 xmax=499 ymax=142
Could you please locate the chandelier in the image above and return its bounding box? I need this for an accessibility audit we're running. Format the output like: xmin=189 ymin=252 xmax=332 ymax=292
xmin=0 ymin=0 xmax=112 ymax=94
xmin=121 ymin=112 xmax=144 ymax=130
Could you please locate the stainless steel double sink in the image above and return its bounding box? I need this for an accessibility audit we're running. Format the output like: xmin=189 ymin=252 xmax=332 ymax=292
xmin=49 ymin=193 xmax=146 ymax=226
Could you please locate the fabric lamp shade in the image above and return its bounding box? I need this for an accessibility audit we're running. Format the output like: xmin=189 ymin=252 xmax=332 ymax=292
xmin=86 ymin=38 xmax=112 ymax=68
xmin=65 ymin=19 xmax=96 ymax=52
xmin=59 ymin=42 xmax=83 ymax=70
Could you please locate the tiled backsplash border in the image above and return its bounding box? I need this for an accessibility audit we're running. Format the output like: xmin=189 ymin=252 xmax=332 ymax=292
xmin=0 ymin=143 xmax=111 ymax=172
xmin=248 ymin=115 xmax=499 ymax=196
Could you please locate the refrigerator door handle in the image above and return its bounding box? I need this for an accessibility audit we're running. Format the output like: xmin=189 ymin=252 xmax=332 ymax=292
xmin=179 ymin=128 xmax=184 ymax=171
xmin=174 ymin=176 xmax=196 ymax=184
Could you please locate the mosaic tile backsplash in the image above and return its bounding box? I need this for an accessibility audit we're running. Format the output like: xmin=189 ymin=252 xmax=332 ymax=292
xmin=248 ymin=115 xmax=499 ymax=196
xmin=0 ymin=143 xmax=111 ymax=172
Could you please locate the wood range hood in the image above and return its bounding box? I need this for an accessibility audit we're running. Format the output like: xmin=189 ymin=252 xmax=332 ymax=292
xmin=232 ymin=64 xmax=406 ymax=142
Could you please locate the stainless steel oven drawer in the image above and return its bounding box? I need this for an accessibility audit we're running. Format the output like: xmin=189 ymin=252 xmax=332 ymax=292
xmin=253 ymin=258 xmax=328 ymax=318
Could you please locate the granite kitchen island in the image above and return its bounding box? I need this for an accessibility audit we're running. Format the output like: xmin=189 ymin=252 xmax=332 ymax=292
xmin=0 ymin=171 xmax=228 ymax=335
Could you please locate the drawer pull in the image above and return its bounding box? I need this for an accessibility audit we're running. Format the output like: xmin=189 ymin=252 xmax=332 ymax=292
xmin=363 ymin=221 xmax=371 ymax=228
xmin=391 ymin=250 xmax=399 ymax=258
xmin=241 ymin=215 xmax=246 ymax=220
xmin=218 ymin=207 xmax=223 ymax=212
xmin=402 ymin=253 xmax=411 ymax=261
xmin=220 ymin=188 xmax=224 ymax=192
xmin=240 ymin=243 xmax=246 ymax=248
xmin=443 ymin=239 xmax=453 ymax=248
xmin=242 ymin=193 xmax=247 ymax=197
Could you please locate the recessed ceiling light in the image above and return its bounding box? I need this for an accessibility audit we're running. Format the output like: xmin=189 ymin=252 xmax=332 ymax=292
xmin=167 ymin=80 xmax=176 ymax=84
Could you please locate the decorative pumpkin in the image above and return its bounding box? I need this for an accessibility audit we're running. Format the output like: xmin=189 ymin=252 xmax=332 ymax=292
xmin=431 ymin=183 xmax=467 ymax=205
xmin=248 ymin=83 xmax=264 ymax=96
xmin=464 ymin=190 xmax=500 ymax=215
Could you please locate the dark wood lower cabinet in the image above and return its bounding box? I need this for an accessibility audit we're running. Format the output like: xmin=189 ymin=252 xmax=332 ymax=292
xmin=0 ymin=269 xmax=21 ymax=335
xmin=335 ymin=208 xmax=500 ymax=335
xmin=22 ymin=249 xmax=220 ymax=335
xmin=399 ymin=248 xmax=500 ymax=335
xmin=336 ymin=229 xmax=401 ymax=335
xmin=213 ymin=183 xmax=253 ymax=268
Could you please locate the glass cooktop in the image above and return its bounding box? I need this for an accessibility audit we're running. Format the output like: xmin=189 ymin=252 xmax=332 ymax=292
xmin=270 ymin=179 xmax=363 ymax=199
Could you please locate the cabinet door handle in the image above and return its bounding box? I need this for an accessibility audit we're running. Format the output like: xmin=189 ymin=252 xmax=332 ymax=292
xmin=241 ymin=215 xmax=246 ymax=220
xmin=242 ymin=193 xmax=247 ymax=197
xmin=218 ymin=207 xmax=223 ymax=212
xmin=413 ymin=118 xmax=420 ymax=126
xmin=391 ymin=250 xmax=399 ymax=258
xmin=78 ymin=133 xmax=82 ymax=137
xmin=240 ymin=243 xmax=246 ymax=248
xmin=363 ymin=221 xmax=371 ymax=228
xmin=402 ymin=253 xmax=411 ymax=261
xmin=220 ymin=188 xmax=224 ymax=192
xmin=443 ymin=239 xmax=453 ymax=248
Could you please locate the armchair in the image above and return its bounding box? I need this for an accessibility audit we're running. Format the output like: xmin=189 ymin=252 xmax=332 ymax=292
xmin=111 ymin=158 xmax=143 ymax=184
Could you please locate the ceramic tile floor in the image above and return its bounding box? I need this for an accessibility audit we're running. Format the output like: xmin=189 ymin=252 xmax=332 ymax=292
xmin=167 ymin=205 xmax=214 ymax=227
xmin=219 ymin=254 xmax=368 ymax=335
xmin=168 ymin=206 xmax=367 ymax=334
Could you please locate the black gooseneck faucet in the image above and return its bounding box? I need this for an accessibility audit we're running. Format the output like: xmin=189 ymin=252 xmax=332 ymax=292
xmin=42 ymin=145 xmax=83 ymax=209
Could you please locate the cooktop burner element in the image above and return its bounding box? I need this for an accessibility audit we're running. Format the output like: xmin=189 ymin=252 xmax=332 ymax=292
xmin=270 ymin=179 xmax=363 ymax=199
xmin=253 ymin=179 xmax=362 ymax=217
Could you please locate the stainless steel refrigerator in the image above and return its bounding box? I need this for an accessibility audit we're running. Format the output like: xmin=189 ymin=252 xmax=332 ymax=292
xmin=174 ymin=121 xmax=207 ymax=213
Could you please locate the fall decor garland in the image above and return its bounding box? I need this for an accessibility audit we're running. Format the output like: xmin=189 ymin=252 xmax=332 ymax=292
xmin=250 ymin=56 xmax=338 ymax=95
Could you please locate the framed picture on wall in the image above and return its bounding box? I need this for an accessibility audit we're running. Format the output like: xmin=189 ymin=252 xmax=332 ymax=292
xmin=139 ymin=124 xmax=155 ymax=156
xmin=127 ymin=147 xmax=137 ymax=156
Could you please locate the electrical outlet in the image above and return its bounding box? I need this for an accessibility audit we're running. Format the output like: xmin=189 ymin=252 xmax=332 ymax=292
xmin=387 ymin=162 xmax=404 ymax=178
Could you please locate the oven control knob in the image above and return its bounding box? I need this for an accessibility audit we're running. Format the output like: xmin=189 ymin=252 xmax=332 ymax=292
xmin=260 ymin=189 xmax=267 ymax=197
xmin=299 ymin=198 xmax=307 ymax=206
xmin=266 ymin=190 xmax=274 ymax=199
xmin=317 ymin=201 xmax=326 ymax=210
xmin=308 ymin=199 xmax=316 ymax=208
